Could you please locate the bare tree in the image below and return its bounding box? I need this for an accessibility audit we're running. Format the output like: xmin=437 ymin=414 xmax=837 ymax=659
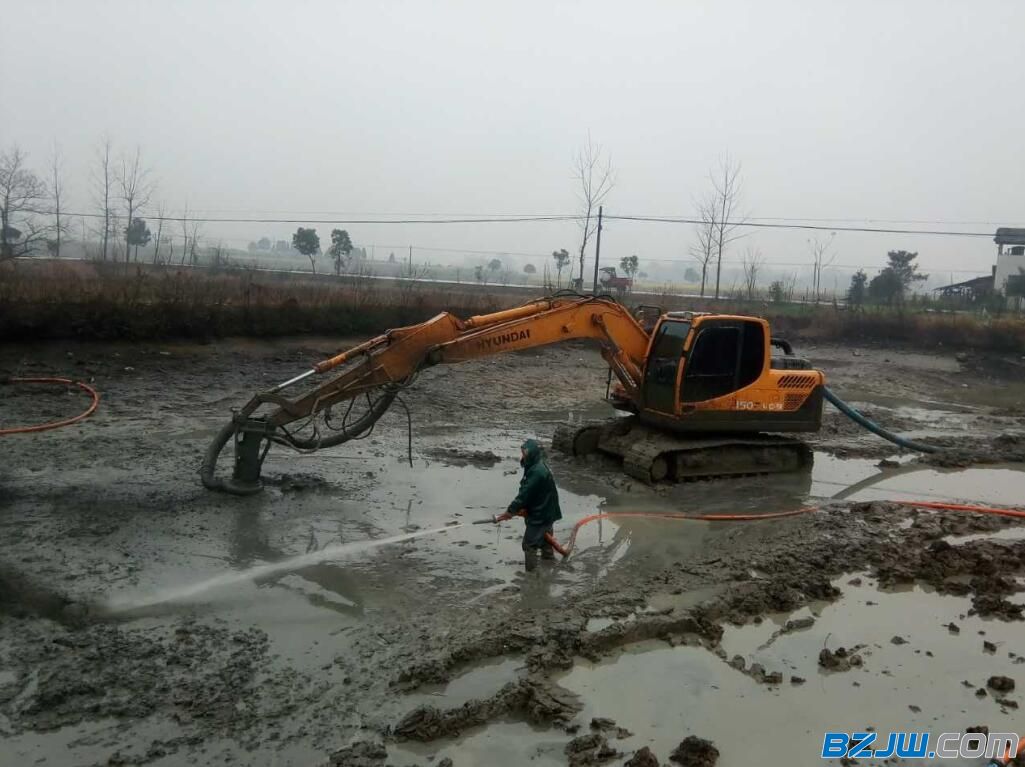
xmin=573 ymin=135 xmax=614 ymax=285
xmin=188 ymin=219 xmax=202 ymax=265
xmin=808 ymin=233 xmax=836 ymax=302
xmin=0 ymin=146 xmax=49 ymax=262
xmin=211 ymin=239 xmax=227 ymax=267
xmin=707 ymin=154 xmax=745 ymax=299
xmin=152 ymin=202 xmax=166 ymax=264
xmin=118 ymin=146 xmax=154 ymax=262
xmin=784 ymin=270 xmax=800 ymax=302
xmin=109 ymin=212 xmax=124 ymax=261
xmin=690 ymin=193 xmax=718 ymax=296
xmin=92 ymin=137 xmax=115 ymax=261
xmin=179 ymin=204 xmax=191 ymax=265
xmin=741 ymin=247 xmax=764 ymax=300
xmin=49 ymin=142 xmax=69 ymax=259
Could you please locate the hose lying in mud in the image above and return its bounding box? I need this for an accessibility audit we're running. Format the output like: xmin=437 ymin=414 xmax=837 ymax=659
xmin=544 ymin=500 xmax=1025 ymax=559
xmin=0 ymin=377 xmax=99 ymax=435
xmin=823 ymin=385 xmax=940 ymax=454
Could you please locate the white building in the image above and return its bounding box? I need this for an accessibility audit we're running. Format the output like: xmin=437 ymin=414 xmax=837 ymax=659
xmin=994 ymin=227 xmax=1025 ymax=295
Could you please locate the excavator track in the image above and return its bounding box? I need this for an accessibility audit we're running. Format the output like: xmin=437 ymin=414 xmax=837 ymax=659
xmin=551 ymin=416 xmax=811 ymax=483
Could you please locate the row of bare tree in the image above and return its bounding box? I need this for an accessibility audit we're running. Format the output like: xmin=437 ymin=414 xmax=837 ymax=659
xmin=573 ymin=143 xmax=839 ymax=303
xmin=572 ymin=143 xmax=754 ymax=300
xmin=0 ymin=141 xmax=208 ymax=267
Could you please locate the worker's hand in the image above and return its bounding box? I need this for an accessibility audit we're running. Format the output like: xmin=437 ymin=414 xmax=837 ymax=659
xmin=494 ymin=512 xmax=513 ymax=523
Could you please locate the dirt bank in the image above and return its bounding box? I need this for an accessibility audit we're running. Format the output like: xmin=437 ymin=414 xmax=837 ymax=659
xmin=2 ymin=337 xmax=1024 ymax=765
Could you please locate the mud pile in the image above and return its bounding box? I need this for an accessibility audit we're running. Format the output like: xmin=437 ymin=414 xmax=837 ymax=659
xmin=393 ymin=675 xmax=582 ymax=741
xmin=0 ymin=617 xmax=319 ymax=754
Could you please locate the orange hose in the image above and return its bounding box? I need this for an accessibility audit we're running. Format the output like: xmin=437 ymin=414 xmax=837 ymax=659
xmin=0 ymin=377 xmax=100 ymax=435
xmin=552 ymin=500 xmax=1025 ymax=558
xmin=906 ymin=500 xmax=1025 ymax=519
xmin=558 ymin=507 xmax=817 ymax=556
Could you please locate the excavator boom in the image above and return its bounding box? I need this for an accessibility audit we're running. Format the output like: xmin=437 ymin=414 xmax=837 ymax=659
xmin=201 ymin=295 xmax=650 ymax=493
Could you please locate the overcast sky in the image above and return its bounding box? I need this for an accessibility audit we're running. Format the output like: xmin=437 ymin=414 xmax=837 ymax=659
xmin=3 ymin=0 xmax=1023 ymax=284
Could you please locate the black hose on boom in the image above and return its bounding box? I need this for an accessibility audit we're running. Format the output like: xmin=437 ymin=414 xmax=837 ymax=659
xmin=823 ymin=386 xmax=940 ymax=454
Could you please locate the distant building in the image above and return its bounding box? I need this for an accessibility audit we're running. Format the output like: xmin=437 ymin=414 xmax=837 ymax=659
xmin=933 ymin=268 xmax=994 ymax=301
xmin=994 ymin=227 xmax=1025 ymax=296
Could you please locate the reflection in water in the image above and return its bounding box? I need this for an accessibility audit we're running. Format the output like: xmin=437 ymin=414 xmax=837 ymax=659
xmin=108 ymin=513 xmax=463 ymax=613
xmin=814 ymin=455 xmax=1025 ymax=506
xmin=228 ymin=507 xmax=366 ymax=619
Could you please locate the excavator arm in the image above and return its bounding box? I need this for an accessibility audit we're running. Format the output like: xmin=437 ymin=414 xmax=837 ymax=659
xmin=201 ymin=294 xmax=649 ymax=494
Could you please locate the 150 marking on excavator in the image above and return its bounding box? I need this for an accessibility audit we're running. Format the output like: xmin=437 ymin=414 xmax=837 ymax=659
xmin=475 ymin=328 xmax=531 ymax=352
xmin=735 ymin=400 xmax=784 ymax=411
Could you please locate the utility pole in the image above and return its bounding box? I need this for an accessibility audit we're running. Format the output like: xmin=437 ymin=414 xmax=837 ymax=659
xmin=590 ymin=205 xmax=604 ymax=294
xmin=408 ymin=245 xmax=412 ymax=277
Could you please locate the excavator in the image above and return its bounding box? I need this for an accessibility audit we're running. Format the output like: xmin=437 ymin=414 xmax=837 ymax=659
xmin=201 ymin=293 xmax=825 ymax=495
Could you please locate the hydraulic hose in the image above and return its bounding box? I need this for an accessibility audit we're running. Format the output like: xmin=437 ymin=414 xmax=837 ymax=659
xmin=200 ymin=389 xmax=397 ymax=492
xmin=823 ymin=385 xmax=940 ymax=454
xmin=199 ymin=420 xmax=242 ymax=492
xmin=285 ymin=389 xmax=396 ymax=450
xmin=0 ymin=377 xmax=99 ymax=435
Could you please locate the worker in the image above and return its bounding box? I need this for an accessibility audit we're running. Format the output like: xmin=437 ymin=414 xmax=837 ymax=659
xmin=496 ymin=438 xmax=563 ymax=572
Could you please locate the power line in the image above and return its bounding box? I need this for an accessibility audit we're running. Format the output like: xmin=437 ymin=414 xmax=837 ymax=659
xmin=745 ymin=215 xmax=1011 ymax=227
xmin=58 ymin=203 xmax=1014 ymax=228
xmin=57 ymin=211 xmax=580 ymax=225
xmin=605 ymin=214 xmax=1000 ymax=238
xmin=53 ymin=208 xmax=1012 ymax=238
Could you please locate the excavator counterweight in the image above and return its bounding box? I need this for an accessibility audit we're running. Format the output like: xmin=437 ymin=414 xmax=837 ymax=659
xmin=201 ymin=294 xmax=824 ymax=494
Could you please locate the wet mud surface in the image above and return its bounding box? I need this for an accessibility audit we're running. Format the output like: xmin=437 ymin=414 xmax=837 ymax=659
xmin=2 ymin=338 xmax=1025 ymax=766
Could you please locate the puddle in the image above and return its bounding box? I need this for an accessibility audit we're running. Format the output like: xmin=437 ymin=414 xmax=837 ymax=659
xmin=835 ymin=390 xmax=976 ymax=413
xmin=389 ymin=721 xmax=567 ymax=766
xmin=274 ymin=572 xmax=359 ymax=609
xmin=946 ymin=527 xmax=1025 ymax=546
xmin=586 ymin=614 xmax=636 ymax=633
xmin=403 ymin=656 xmax=524 ymax=710
xmin=812 ymin=454 xmax=1025 ymax=507
xmin=552 ymin=575 xmax=1021 ymax=766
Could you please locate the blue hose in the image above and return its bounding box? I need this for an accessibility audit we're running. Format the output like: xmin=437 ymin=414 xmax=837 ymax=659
xmin=822 ymin=386 xmax=940 ymax=454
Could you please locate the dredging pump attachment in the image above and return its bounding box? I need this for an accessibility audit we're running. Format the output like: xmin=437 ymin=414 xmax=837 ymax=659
xmin=200 ymin=415 xmax=275 ymax=496
xmin=200 ymin=383 xmax=398 ymax=496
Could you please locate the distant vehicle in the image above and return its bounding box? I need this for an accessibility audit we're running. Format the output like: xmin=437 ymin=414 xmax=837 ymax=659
xmin=599 ymin=266 xmax=633 ymax=295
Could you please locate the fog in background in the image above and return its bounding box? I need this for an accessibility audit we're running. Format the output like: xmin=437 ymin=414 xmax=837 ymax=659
xmin=3 ymin=0 xmax=1023 ymax=286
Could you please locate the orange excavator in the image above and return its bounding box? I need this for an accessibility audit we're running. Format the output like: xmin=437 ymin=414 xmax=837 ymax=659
xmin=201 ymin=293 xmax=825 ymax=494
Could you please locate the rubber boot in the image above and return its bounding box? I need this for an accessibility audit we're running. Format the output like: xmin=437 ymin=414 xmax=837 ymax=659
xmin=540 ymin=547 xmax=556 ymax=562
xmin=523 ymin=549 xmax=539 ymax=572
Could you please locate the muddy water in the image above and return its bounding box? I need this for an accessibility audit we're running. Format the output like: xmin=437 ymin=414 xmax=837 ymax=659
xmin=99 ymin=440 xmax=1025 ymax=634
xmin=812 ymin=455 xmax=1025 ymax=506
xmin=404 ymin=657 xmax=524 ymax=710
xmin=548 ymin=575 xmax=1021 ymax=767
xmin=391 ymin=722 xmax=568 ymax=766
xmin=106 ymin=524 xmax=472 ymax=611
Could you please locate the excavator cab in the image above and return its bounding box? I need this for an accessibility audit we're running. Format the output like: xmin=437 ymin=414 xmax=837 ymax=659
xmin=590 ymin=310 xmax=822 ymax=481
xmin=637 ymin=312 xmax=823 ymax=433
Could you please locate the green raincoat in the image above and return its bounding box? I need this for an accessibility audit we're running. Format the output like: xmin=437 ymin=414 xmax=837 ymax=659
xmin=506 ymin=438 xmax=563 ymax=526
